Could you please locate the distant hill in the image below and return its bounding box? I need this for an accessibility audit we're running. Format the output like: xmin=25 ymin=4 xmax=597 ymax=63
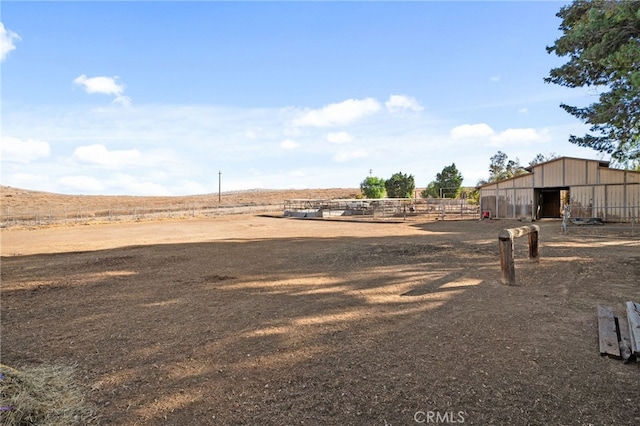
xmin=0 ymin=186 xmax=361 ymax=212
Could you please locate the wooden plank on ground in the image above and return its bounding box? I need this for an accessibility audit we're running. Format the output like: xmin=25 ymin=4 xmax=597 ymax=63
xmin=625 ymin=301 xmax=640 ymax=356
xmin=616 ymin=314 xmax=633 ymax=363
xmin=597 ymin=305 xmax=621 ymax=359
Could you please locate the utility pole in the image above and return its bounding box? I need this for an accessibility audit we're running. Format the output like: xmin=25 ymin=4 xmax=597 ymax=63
xmin=218 ymin=171 xmax=222 ymax=203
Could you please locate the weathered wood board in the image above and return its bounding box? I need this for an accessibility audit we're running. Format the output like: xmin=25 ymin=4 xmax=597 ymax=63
xmin=498 ymin=225 xmax=539 ymax=240
xmin=597 ymin=305 xmax=621 ymax=359
xmin=626 ymin=301 xmax=640 ymax=357
xmin=616 ymin=314 xmax=633 ymax=363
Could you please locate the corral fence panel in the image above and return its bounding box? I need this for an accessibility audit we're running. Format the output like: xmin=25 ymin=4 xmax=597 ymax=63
xmin=284 ymin=198 xmax=480 ymax=220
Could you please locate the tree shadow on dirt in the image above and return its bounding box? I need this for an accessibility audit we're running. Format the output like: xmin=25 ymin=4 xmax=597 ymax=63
xmin=2 ymin=226 xmax=639 ymax=425
xmin=400 ymin=271 xmax=467 ymax=297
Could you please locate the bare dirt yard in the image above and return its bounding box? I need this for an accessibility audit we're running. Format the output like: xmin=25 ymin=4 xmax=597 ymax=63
xmin=1 ymin=191 xmax=639 ymax=425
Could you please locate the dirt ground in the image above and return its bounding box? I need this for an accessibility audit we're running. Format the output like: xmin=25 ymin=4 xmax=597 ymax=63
xmin=1 ymin=209 xmax=639 ymax=425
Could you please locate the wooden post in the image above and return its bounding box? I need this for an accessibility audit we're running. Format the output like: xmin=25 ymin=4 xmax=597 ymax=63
xmin=499 ymin=236 xmax=516 ymax=286
xmin=498 ymin=225 xmax=540 ymax=286
xmin=528 ymin=230 xmax=539 ymax=260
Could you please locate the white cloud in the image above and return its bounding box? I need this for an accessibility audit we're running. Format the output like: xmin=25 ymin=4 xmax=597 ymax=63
xmin=107 ymin=174 xmax=171 ymax=196
xmin=3 ymin=172 xmax=53 ymax=192
xmin=519 ymin=108 xmax=528 ymax=114
xmin=385 ymin=95 xmax=423 ymax=113
xmin=58 ymin=175 xmax=107 ymax=193
xmin=71 ymin=144 xmax=141 ymax=168
xmin=2 ymin=97 xmax=593 ymax=195
xmin=326 ymin=132 xmax=353 ymax=144
xmin=490 ymin=74 xmax=501 ymax=82
xmin=0 ymin=136 xmax=51 ymax=163
xmin=73 ymin=74 xmax=132 ymax=106
xmin=293 ymin=97 xmax=381 ymax=127
xmin=280 ymin=139 xmax=300 ymax=150
xmin=173 ymin=180 xmax=209 ymax=195
xmin=450 ymin=123 xmax=547 ymax=147
xmin=450 ymin=123 xmax=495 ymax=139
xmin=489 ymin=128 xmax=544 ymax=146
xmin=56 ymin=173 xmax=207 ymax=196
xmin=0 ymin=23 xmax=21 ymax=62
xmin=73 ymin=74 xmax=124 ymax=96
xmin=332 ymin=149 xmax=368 ymax=162
xmin=288 ymin=170 xmax=307 ymax=178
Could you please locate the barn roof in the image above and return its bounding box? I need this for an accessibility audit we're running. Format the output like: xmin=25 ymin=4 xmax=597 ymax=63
xmin=524 ymin=156 xmax=610 ymax=172
xmin=476 ymin=156 xmax=618 ymax=189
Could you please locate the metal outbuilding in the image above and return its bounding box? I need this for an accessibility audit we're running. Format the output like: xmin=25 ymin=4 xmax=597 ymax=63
xmin=478 ymin=157 xmax=640 ymax=222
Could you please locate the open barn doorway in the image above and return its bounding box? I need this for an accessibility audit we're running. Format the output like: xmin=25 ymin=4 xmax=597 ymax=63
xmin=535 ymin=188 xmax=569 ymax=219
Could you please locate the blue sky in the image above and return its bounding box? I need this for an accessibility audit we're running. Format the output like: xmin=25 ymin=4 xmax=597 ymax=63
xmin=1 ymin=1 xmax=603 ymax=196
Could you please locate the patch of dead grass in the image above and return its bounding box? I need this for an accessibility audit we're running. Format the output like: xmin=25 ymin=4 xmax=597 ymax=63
xmin=0 ymin=364 xmax=97 ymax=425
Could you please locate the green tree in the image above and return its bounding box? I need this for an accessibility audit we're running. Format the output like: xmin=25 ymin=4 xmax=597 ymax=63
xmin=422 ymin=182 xmax=439 ymax=199
xmin=385 ymin=172 xmax=415 ymax=198
xmin=460 ymin=187 xmax=479 ymax=204
xmin=529 ymin=152 xmax=558 ymax=167
xmin=485 ymin=151 xmax=527 ymax=183
xmin=545 ymin=0 xmax=640 ymax=162
xmin=488 ymin=151 xmax=508 ymax=182
xmin=421 ymin=163 xmax=463 ymax=198
xmin=359 ymin=176 xmax=386 ymax=198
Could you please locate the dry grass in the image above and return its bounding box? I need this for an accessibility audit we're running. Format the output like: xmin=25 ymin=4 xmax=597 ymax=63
xmin=0 ymin=186 xmax=365 ymax=228
xmin=0 ymin=364 xmax=97 ymax=425
xmin=0 ymin=186 xmax=362 ymax=212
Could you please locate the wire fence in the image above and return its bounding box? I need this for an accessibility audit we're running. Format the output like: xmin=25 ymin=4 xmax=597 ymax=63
xmin=568 ymin=204 xmax=640 ymax=224
xmin=283 ymin=198 xmax=480 ymax=220
xmin=0 ymin=203 xmax=284 ymax=228
xmin=2 ymin=198 xmax=483 ymax=228
xmin=563 ymin=204 xmax=639 ymax=237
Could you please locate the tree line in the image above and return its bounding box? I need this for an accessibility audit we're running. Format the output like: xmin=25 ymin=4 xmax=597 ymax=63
xmin=359 ymin=152 xmax=558 ymax=201
xmin=360 ymin=172 xmax=416 ymax=199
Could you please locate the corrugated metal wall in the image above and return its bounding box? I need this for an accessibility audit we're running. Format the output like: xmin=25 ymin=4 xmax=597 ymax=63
xmin=531 ymin=157 xmax=606 ymax=187
xmin=626 ymin=184 xmax=640 ymax=221
xmin=571 ymin=184 xmax=640 ymax=221
xmin=480 ymin=175 xmax=534 ymax=220
xmin=479 ymin=157 xmax=640 ymax=222
xmin=569 ymin=186 xmax=594 ymax=218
